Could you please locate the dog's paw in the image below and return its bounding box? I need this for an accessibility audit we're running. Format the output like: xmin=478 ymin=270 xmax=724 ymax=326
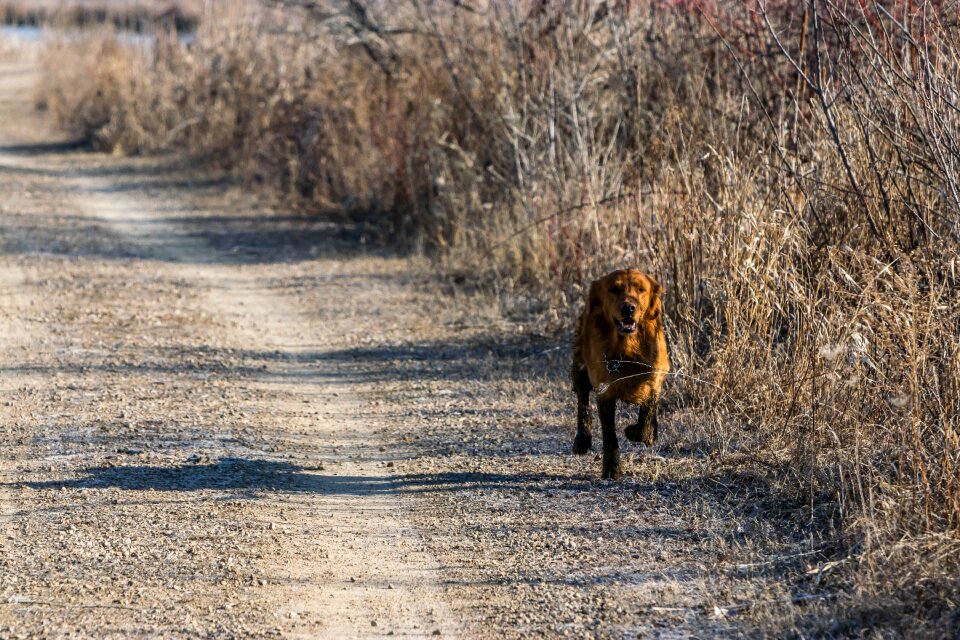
xmin=624 ymin=422 xmax=644 ymax=442
xmin=625 ymin=422 xmax=655 ymax=446
xmin=601 ymin=452 xmax=622 ymax=480
xmin=572 ymin=431 xmax=592 ymax=454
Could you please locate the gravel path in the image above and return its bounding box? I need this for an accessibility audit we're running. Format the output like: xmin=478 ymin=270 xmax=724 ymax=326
xmin=0 ymin=51 xmax=453 ymax=638
xmin=1 ymin=45 xmax=825 ymax=639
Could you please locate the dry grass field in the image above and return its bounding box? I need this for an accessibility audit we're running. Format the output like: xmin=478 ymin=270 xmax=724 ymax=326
xmin=5 ymin=0 xmax=960 ymax=636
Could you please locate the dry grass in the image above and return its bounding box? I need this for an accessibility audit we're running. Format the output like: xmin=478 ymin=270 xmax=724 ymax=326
xmin=35 ymin=0 xmax=960 ymax=634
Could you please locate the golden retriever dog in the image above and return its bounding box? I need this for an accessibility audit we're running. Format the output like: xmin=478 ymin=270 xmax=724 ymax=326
xmin=571 ymin=269 xmax=669 ymax=479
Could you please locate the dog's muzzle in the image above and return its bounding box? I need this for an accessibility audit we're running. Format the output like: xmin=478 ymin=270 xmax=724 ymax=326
xmin=615 ymin=318 xmax=637 ymax=334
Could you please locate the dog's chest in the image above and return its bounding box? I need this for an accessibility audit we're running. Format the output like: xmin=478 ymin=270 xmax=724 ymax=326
xmin=597 ymin=353 xmax=655 ymax=404
xmin=603 ymin=351 xmax=651 ymax=380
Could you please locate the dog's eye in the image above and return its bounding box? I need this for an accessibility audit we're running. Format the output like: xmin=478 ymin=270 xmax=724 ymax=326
xmin=608 ymin=286 xmax=622 ymax=295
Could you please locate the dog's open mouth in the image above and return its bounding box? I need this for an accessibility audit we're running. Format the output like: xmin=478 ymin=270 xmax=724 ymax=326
xmin=615 ymin=318 xmax=637 ymax=334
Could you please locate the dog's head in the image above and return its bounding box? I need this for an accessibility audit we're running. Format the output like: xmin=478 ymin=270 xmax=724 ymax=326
xmin=587 ymin=269 xmax=662 ymax=336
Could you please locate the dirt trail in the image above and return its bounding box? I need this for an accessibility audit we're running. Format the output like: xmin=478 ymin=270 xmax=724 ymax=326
xmin=0 ymin=49 xmax=454 ymax=638
xmin=75 ymin=174 xmax=457 ymax=637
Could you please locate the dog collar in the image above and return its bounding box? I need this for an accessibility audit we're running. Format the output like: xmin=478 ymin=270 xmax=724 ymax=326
xmin=604 ymin=354 xmax=621 ymax=374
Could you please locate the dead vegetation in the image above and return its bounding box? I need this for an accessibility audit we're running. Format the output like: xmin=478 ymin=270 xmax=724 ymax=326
xmin=33 ymin=0 xmax=960 ymax=635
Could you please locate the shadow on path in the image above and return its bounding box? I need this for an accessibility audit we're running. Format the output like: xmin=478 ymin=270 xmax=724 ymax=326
xmin=0 ymin=139 xmax=87 ymax=155
xmin=0 ymin=329 xmax=562 ymax=384
xmin=19 ymin=457 xmax=573 ymax=495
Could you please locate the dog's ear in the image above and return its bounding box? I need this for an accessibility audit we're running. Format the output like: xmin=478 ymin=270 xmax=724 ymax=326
xmin=586 ymin=279 xmax=603 ymax=315
xmin=646 ymin=277 xmax=663 ymax=321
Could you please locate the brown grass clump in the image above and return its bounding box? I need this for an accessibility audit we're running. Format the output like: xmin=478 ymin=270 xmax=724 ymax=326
xmin=36 ymin=1 xmax=960 ymax=634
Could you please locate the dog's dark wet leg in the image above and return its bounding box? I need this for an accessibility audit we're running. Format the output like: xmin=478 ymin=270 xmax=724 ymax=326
xmin=598 ymin=395 xmax=621 ymax=480
xmin=651 ymin=406 xmax=659 ymax=443
xmin=572 ymin=367 xmax=593 ymax=454
xmin=624 ymin=399 xmax=659 ymax=446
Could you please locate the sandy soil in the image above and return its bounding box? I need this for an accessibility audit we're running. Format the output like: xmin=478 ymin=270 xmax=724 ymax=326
xmin=1 ymin=43 xmax=829 ymax=639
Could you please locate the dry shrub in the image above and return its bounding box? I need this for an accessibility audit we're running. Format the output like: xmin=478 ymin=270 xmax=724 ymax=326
xmin=36 ymin=0 xmax=960 ymax=633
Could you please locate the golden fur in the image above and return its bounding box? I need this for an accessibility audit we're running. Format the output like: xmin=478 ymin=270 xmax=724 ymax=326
xmin=570 ymin=269 xmax=669 ymax=479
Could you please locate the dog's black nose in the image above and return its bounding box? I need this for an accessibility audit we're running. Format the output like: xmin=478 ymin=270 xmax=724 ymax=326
xmin=621 ymin=301 xmax=637 ymax=317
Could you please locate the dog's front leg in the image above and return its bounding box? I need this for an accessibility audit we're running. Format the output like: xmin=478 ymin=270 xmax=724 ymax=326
xmin=572 ymin=367 xmax=593 ymax=454
xmin=598 ymin=395 xmax=621 ymax=480
xmin=624 ymin=399 xmax=659 ymax=446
